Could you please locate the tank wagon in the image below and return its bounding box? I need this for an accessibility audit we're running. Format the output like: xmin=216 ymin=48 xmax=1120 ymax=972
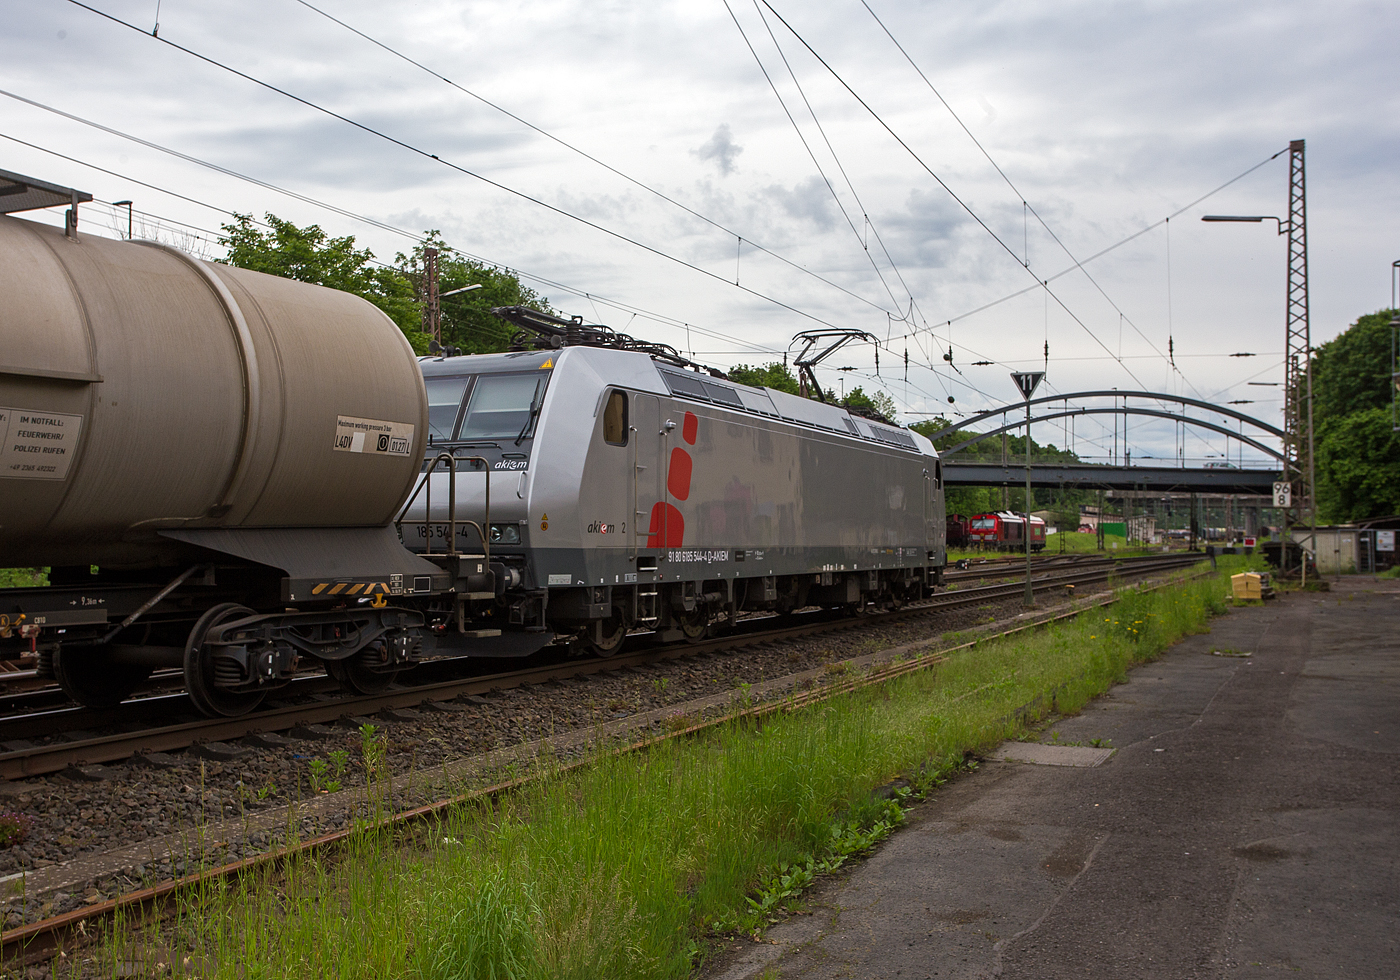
xmin=402 ymin=308 xmax=948 ymax=655
xmin=0 ymin=212 xmax=462 ymax=716
xmin=968 ymin=511 xmax=1046 ymax=552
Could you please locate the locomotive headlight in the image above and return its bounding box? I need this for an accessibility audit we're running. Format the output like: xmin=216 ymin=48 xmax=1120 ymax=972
xmin=488 ymin=523 xmax=520 ymax=544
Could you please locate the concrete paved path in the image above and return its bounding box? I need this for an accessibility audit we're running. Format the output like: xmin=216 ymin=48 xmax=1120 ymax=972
xmin=709 ymin=580 xmax=1400 ymax=980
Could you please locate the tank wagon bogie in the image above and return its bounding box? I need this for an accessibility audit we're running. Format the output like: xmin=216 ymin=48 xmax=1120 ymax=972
xmin=407 ymin=342 xmax=948 ymax=655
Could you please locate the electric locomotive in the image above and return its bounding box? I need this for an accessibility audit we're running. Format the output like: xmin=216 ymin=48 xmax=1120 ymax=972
xmin=967 ymin=511 xmax=1046 ymax=552
xmin=402 ymin=307 xmax=949 ymax=655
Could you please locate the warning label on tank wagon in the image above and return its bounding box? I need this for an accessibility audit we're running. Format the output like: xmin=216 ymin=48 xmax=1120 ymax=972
xmin=0 ymin=407 xmax=83 ymax=480
xmin=332 ymin=416 xmax=414 ymax=457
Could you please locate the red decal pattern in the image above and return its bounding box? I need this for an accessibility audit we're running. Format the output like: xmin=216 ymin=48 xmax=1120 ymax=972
xmin=646 ymin=411 xmax=699 ymax=548
xmin=667 ymin=447 xmax=693 ymax=500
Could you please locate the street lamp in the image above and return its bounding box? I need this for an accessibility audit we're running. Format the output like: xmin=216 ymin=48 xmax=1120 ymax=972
xmin=112 ymin=200 xmax=133 ymax=240
xmin=1201 ymin=215 xmax=1285 ymax=233
xmin=1010 ymin=371 xmax=1044 ymax=606
xmin=428 ymin=284 xmax=484 ymax=356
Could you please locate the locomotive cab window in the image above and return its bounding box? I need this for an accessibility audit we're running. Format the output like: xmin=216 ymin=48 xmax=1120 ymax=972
xmin=426 ymin=376 xmax=471 ymax=441
xmin=459 ymin=373 xmax=547 ymax=441
xmin=602 ymin=389 xmax=628 ymax=446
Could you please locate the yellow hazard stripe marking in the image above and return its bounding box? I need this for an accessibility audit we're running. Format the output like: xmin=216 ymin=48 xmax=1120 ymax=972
xmin=312 ymin=583 xmax=328 ymax=595
xmin=329 ymin=583 xmax=347 ymax=595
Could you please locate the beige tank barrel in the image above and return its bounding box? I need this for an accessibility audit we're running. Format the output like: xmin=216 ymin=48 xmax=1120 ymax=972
xmin=0 ymin=214 xmax=427 ymax=568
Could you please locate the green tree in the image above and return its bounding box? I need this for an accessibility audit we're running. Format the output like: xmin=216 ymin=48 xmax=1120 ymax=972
xmin=841 ymin=386 xmax=899 ymax=423
xmin=1315 ymin=408 xmax=1400 ymax=521
xmin=398 ymin=233 xmax=554 ymax=355
xmin=1309 ymin=309 xmax=1400 ymax=522
xmin=728 ymin=361 xmax=801 ymax=395
xmin=1312 ymin=309 xmax=1396 ymax=418
xmin=220 ymin=214 xmax=428 ymax=352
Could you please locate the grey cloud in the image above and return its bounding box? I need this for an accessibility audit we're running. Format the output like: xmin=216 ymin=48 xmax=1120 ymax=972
xmin=762 ymin=176 xmax=836 ymax=230
xmin=693 ymin=124 xmax=743 ymax=177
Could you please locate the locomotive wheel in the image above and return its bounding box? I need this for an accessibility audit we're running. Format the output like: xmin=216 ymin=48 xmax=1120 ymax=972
xmin=324 ymin=645 xmax=399 ymax=695
xmin=184 ymin=603 xmax=265 ymax=718
xmin=52 ymin=648 xmax=152 ymax=709
xmin=584 ymin=612 xmax=627 ymax=658
xmin=679 ymin=606 xmax=710 ymax=643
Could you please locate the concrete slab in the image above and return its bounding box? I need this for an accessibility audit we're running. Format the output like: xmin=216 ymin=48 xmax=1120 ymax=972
xmin=989 ymin=742 xmax=1114 ymax=767
xmin=706 ymin=580 xmax=1400 ymax=980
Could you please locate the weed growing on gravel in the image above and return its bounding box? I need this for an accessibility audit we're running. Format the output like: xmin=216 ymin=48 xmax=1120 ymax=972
xmin=0 ymin=810 xmax=32 ymax=848
xmin=118 ymin=563 xmax=1236 ymax=980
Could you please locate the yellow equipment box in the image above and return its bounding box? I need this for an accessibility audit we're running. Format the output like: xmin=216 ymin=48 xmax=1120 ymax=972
xmin=1231 ymin=571 xmax=1273 ymax=600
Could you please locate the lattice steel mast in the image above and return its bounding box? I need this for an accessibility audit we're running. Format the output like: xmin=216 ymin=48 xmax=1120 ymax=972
xmin=1284 ymin=140 xmax=1316 ymax=574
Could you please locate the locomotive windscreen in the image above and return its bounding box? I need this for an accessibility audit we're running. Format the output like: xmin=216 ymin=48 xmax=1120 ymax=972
xmin=427 ymin=376 xmax=470 ymax=440
xmin=421 ymin=371 xmax=553 ymax=444
xmin=459 ymin=374 xmax=548 ymax=441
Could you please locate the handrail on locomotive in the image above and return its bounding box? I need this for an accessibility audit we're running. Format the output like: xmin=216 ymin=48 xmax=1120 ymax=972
xmin=395 ymin=451 xmax=491 ymax=565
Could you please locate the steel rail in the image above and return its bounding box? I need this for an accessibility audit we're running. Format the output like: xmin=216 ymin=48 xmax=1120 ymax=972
xmin=1 ymin=560 xmax=1211 ymax=967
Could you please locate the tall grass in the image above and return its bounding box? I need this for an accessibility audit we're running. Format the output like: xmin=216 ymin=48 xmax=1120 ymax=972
xmin=87 ymin=563 xmax=1241 ymax=979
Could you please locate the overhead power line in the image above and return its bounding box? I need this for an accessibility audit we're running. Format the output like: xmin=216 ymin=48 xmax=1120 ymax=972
xmin=723 ymin=0 xmax=909 ymax=318
xmin=906 ymin=148 xmax=1291 ymax=350
xmin=287 ymin=0 xmax=895 ymax=318
xmin=0 ymin=118 xmax=783 ymax=360
xmin=859 ymin=0 xmax=1209 ymax=397
xmin=62 ymin=0 xmax=877 ymax=335
xmin=755 ymin=0 xmax=1150 ymax=391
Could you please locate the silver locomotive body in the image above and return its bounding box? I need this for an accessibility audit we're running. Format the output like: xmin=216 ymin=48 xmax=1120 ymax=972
xmin=408 ymin=346 xmax=946 ymax=651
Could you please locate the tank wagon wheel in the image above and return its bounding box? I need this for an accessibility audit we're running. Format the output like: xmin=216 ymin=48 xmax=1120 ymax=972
xmin=583 ymin=610 xmax=628 ymax=658
xmin=51 ymin=648 xmax=153 ymax=710
xmin=323 ymin=642 xmax=399 ymax=696
xmin=184 ymin=602 xmax=266 ymax=718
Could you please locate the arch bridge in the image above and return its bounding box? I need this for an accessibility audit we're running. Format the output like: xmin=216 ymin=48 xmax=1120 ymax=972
xmin=926 ymin=390 xmax=1284 ymax=495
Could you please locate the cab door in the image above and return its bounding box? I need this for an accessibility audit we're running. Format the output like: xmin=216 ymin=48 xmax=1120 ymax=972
xmin=925 ymin=459 xmax=946 ymax=565
xmin=631 ymin=394 xmax=665 ymax=559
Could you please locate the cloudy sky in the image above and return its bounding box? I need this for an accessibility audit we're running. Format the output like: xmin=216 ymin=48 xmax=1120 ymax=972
xmin=4 ymin=0 xmax=1397 ymax=465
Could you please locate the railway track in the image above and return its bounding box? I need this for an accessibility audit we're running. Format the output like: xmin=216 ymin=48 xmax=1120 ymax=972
xmin=0 ymin=553 xmax=1201 ymax=780
xmin=0 ymin=551 xmax=1191 ymax=713
xmin=1 ymin=555 xmax=1211 ymax=968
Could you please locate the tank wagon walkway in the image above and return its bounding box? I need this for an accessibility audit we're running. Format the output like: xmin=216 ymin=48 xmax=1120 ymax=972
xmin=710 ymin=580 xmax=1400 ymax=980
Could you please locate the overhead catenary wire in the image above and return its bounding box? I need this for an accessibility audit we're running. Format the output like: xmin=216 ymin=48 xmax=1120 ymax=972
xmin=0 ymin=116 xmax=787 ymax=363
xmin=901 ymin=149 xmax=1290 ymax=348
xmin=743 ymin=0 xmax=930 ymax=329
xmin=60 ymin=0 xmax=872 ymax=335
xmin=286 ymin=0 xmax=897 ymax=319
xmin=722 ymin=0 xmax=903 ymax=313
xmin=756 ymin=0 xmax=1151 ymax=393
xmin=860 ymin=0 xmax=1214 ymax=397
